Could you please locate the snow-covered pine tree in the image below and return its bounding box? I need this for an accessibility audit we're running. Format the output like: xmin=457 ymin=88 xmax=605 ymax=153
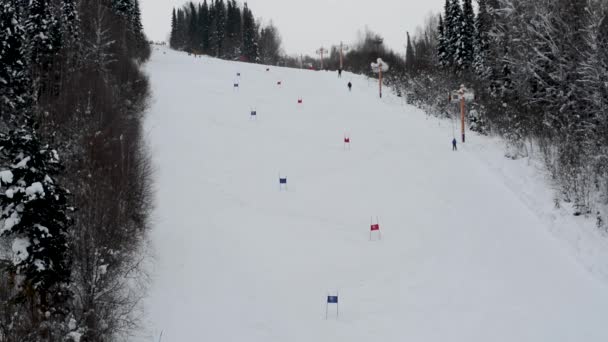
xmin=41 ymin=0 xmax=81 ymax=105
xmin=199 ymin=1 xmax=211 ymax=53
xmin=60 ymin=0 xmax=81 ymax=50
xmin=242 ymin=2 xmax=258 ymax=62
xmin=0 ymin=121 xmax=73 ymax=326
xmin=445 ymin=0 xmax=463 ymax=71
xmin=224 ymin=0 xmax=242 ymax=58
xmin=213 ymin=0 xmax=226 ymax=57
xmin=132 ymin=0 xmax=145 ymax=34
xmin=405 ymin=32 xmax=415 ymax=73
xmin=25 ymin=0 xmax=59 ymax=74
xmin=0 ymin=0 xmax=32 ymax=117
xmin=131 ymin=0 xmax=149 ymax=60
xmin=208 ymin=1 xmax=218 ymax=54
xmin=170 ymin=8 xmax=177 ymax=49
xmin=474 ymin=0 xmax=491 ymax=78
xmin=232 ymin=0 xmax=243 ymax=53
xmin=457 ymin=0 xmax=475 ymax=73
xmin=437 ymin=14 xmax=449 ymax=68
xmin=188 ymin=2 xmax=198 ymax=52
xmin=111 ymin=0 xmax=134 ymax=17
xmin=176 ymin=8 xmax=187 ymax=50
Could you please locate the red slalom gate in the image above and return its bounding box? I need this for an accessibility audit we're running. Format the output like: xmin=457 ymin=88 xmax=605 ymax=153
xmin=370 ymin=217 xmax=381 ymax=241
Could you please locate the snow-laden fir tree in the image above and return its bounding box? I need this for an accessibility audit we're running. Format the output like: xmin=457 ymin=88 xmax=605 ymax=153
xmin=176 ymin=8 xmax=187 ymax=50
xmin=170 ymin=8 xmax=177 ymax=49
xmin=457 ymin=0 xmax=475 ymax=72
xmin=60 ymin=0 xmax=80 ymax=48
xmin=242 ymin=2 xmax=258 ymax=62
xmin=207 ymin=1 xmax=217 ymax=53
xmin=131 ymin=0 xmax=145 ymax=36
xmin=0 ymin=0 xmax=31 ymax=117
xmin=445 ymin=0 xmax=463 ymax=70
xmin=199 ymin=1 xmax=211 ymax=53
xmin=474 ymin=0 xmax=492 ymax=78
xmin=131 ymin=0 xmax=149 ymax=59
xmin=187 ymin=2 xmax=198 ymax=52
xmin=405 ymin=32 xmax=415 ymax=73
xmin=111 ymin=0 xmax=134 ymax=17
xmin=25 ymin=0 xmax=58 ymax=70
xmin=437 ymin=14 xmax=449 ymax=68
xmin=212 ymin=0 xmax=227 ymax=57
xmin=225 ymin=0 xmax=242 ymax=58
xmin=0 ymin=120 xmax=73 ymax=326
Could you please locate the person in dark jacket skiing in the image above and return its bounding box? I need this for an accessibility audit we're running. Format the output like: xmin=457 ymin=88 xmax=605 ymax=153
xmin=347 ymin=81 xmax=352 ymax=91
xmin=452 ymin=138 xmax=457 ymax=151
xmin=338 ymin=69 xmax=342 ymax=78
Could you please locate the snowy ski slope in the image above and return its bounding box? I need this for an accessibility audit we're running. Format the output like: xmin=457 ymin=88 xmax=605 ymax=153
xmin=140 ymin=47 xmax=608 ymax=342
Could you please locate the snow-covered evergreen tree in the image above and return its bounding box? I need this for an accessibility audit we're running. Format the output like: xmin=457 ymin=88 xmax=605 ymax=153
xmin=474 ymin=0 xmax=491 ymax=78
xmin=170 ymin=8 xmax=177 ymax=49
xmin=58 ymin=0 xmax=82 ymax=73
xmin=187 ymin=2 xmax=199 ymax=52
xmin=0 ymin=0 xmax=31 ymax=116
xmin=405 ymin=32 xmax=415 ymax=73
xmin=131 ymin=0 xmax=148 ymax=57
xmin=225 ymin=0 xmax=242 ymax=58
xmin=242 ymin=3 xmax=258 ymax=62
xmin=199 ymin=1 xmax=211 ymax=53
xmin=60 ymin=0 xmax=80 ymax=47
xmin=208 ymin=1 xmax=218 ymax=54
xmin=0 ymin=121 xmax=73 ymax=313
xmin=176 ymin=8 xmax=187 ymax=50
xmin=212 ymin=0 xmax=226 ymax=57
xmin=457 ymin=0 xmax=475 ymax=72
xmin=437 ymin=14 xmax=449 ymax=68
xmin=444 ymin=0 xmax=462 ymax=70
xmin=111 ymin=0 xmax=134 ymax=17
xmin=25 ymin=0 xmax=58 ymax=69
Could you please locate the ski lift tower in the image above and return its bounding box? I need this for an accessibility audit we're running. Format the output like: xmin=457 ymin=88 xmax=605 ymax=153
xmin=316 ymin=47 xmax=328 ymax=70
xmin=371 ymin=58 xmax=389 ymax=98
xmin=449 ymin=84 xmax=475 ymax=143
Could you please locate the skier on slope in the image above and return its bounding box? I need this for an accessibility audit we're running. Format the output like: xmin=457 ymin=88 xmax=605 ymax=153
xmin=347 ymin=81 xmax=352 ymax=92
xmin=338 ymin=69 xmax=342 ymax=78
xmin=452 ymin=138 xmax=457 ymax=151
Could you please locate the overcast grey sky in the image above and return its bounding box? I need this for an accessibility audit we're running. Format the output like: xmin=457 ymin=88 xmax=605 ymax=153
xmin=140 ymin=0 xmax=445 ymax=56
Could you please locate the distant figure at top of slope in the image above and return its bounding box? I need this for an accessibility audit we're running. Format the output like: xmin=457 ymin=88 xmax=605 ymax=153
xmin=338 ymin=69 xmax=342 ymax=78
xmin=347 ymin=81 xmax=352 ymax=92
xmin=452 ymin=138 xmax=457 ymax=151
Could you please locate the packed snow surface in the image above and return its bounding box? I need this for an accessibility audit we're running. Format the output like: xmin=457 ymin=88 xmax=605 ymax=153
xmin=141 ymin=47 xmax=608 ymax=342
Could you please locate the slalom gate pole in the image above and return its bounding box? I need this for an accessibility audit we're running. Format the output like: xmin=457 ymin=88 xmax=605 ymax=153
xmin=379 ymin=62 xmax=383 ymax=98
xmin=461 ymin=96 xmax=465 ymax=143
xmin=336 ymin=291 xmax=339 ymax=318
